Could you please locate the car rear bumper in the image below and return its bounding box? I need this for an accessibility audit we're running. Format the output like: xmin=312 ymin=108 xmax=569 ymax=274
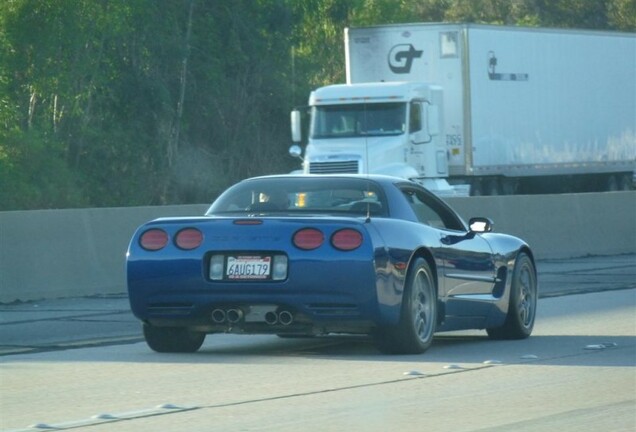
xmin=128 ymin=258 xmax=391 ymax=334
xmin=133 ymin=292 xmax=380 ymax=335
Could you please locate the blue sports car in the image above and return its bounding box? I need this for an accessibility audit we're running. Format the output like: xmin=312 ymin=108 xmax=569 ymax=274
xmin=127 ymin=175 xmax=537 ymax=354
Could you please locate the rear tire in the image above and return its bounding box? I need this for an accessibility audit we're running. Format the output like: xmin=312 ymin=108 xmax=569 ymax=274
xmin=143 ymin=324 xmax=206 ymax=353
xmin=487 ymin=252 xmax=537 ymax=340
xmin=375 ymin=257 xmax=437 ymax=354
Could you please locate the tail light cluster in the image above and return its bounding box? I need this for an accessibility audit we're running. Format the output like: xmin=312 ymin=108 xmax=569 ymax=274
xmin=292 ymin=228 xmax=363 ymax=251
xmin=139 ymin=226 xmax=362 ymax=252
xmin=139 ymin=228 xmax=203 ymax=251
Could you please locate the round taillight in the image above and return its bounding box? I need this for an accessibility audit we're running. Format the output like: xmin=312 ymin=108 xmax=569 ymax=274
xmin=331 ymin=229 xmax=363 ymax=251
xmin=139 ymin=229 xmax=169 ymax=251
xmin=293 ymin=228 xmax=324 ymax=250
xmin=175 ymin=228 xmax=203 ymax=250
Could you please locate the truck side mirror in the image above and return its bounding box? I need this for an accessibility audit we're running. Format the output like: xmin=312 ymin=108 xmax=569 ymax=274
xmin=289 ymin=144 xmax=302 ymax=159
xmin=291 ymin=110 xmax=302 ymax=143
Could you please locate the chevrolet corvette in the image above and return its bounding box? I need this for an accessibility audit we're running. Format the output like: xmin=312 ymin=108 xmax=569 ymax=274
xmin=127 ymin=175 xmax=537 ymax=354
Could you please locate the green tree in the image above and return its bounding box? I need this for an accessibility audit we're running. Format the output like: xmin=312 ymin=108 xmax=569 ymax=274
xmin=607 ymin=0 xmax=636 ymax=31
xmin=169 ymin=0 xmax=297 ymax=203
xmin=0 ymin=0 xmax=89 ymax=209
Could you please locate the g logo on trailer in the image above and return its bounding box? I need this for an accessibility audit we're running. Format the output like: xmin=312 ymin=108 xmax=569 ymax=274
xmin=388 ymin=44 xmax=423 ymax=74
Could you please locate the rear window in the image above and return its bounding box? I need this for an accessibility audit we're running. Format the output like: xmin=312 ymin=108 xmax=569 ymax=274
xmin=207 ymin=177 xmax=387 ymax=217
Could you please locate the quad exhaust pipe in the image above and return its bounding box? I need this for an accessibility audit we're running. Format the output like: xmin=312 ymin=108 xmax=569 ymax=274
xmin=213 ymin=308 xmax=294 ymax=325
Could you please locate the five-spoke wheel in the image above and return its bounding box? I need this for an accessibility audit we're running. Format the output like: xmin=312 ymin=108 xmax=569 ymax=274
xmin=375 ymin=257 xmax=437 ymax=354
xmin=487 ymin=252 xmax=537 ymax=339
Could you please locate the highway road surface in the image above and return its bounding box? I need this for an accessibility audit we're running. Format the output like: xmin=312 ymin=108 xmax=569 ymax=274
xmin=1 ymin=255 xmax=635 ymax=431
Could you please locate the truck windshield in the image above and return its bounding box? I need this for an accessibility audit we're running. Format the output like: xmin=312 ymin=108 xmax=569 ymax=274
xmin=310 ymin=103 xmax=406 ymax=139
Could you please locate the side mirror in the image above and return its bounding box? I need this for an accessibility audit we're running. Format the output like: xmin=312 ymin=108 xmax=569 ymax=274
xmin=468 ymin=217 xmax=493 ymax=233
xmin=291 ymin=110 xmax=302 ymax=143
xmin=289 ymin=144 xmax=302 ymax=159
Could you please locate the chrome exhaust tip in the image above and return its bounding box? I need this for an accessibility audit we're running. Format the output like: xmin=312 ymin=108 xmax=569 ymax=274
xmin=264 ymin=311 xmax=278 ymax=325
xmin=278 ymin=310 xmax=294 ymax=326
xmin=211 ymin=309 xmax=226 ymax=323
xmin=227 ymin=308 xmax=243 ymax=324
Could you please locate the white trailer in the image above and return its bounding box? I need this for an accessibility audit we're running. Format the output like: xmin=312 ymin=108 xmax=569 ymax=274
xmin=290 ymin=24 xmax=636 ymax=195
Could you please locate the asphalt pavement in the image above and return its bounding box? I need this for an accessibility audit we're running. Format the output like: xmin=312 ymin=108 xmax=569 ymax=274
xmin=1 ymin=254 xmax=634 ymax=357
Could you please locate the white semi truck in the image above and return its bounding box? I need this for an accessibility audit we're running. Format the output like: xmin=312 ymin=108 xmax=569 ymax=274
xmin=289 ymin=23 xmax=636 ymax=195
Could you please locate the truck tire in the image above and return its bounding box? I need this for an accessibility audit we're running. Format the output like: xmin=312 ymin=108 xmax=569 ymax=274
xmin=486 ymin=178 xmax=500 ymax=195
xmin=618 ymin=174 xmax=633 ymax=191
xmin=501 ymin=178 xmax=518 ymax=195
xmin=607 ymin=175 xmax=619 ymax=191
xmin=470 ymin=180 xmax=483 ymax=196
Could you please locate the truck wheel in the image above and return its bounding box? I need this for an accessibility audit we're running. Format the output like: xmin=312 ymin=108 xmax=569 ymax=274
xmin=501 ymin=178 xmax=518 ymax=195
xmin=618 ymin=174 xmax=633 ymax=191
xmin=143 ymin=324 xmax=206 ymax=353
xmin=486 ymin=178 xmax=501 ymax=195
xmin=607 ymin=175 xmax=619 ymax=191
xmin=470 ymin=181 xmax=483 ymax=196
xmin=375 ymin=257 xmax=437 ymax=354
xmin=487 ymin=252 xmax=537 ymax=340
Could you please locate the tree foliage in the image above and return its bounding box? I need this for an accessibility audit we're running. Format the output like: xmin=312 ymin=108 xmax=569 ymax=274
xmin=0 ymin=0 xmax=633 ymax=210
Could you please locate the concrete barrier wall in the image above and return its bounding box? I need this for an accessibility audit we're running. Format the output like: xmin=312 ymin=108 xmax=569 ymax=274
xmin=1 ymin=192 xmax=634 ymax=303
xmin=445 ymin=191 xmax=636 ymax=259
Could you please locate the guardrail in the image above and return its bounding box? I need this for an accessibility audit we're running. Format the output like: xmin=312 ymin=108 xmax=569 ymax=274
xmin=1 ymin=192 xmax=634 ymax=303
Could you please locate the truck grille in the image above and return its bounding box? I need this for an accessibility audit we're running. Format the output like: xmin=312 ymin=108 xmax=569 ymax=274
xmin=309 ymin=161 xmax=359 ymax=174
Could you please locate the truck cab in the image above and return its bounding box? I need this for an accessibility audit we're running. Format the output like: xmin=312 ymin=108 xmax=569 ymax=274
xmin=290 ymin=82 xmax=463 ymax=195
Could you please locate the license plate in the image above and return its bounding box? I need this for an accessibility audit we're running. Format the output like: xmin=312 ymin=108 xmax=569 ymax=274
xmin=226 ymin=255 xmax=271 ymax=280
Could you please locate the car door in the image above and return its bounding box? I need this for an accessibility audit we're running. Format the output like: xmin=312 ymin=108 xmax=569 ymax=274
xmin=400 ymin=186 xmax=496 ymax=312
